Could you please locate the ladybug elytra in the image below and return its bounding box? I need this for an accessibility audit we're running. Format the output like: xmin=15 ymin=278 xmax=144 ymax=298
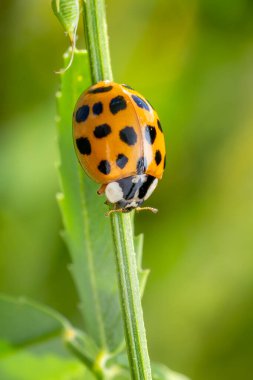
xmin=72 ymin=81 xmax=166 ymax=212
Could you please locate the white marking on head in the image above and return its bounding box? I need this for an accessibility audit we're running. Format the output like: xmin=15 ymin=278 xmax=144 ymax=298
xmin=105 ymin=182 xmax=124 ymax=204
xmin=144 ymin=178 xmax=158 ymax=200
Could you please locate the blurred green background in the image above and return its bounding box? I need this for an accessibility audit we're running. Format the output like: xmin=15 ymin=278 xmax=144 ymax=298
xmin=1 ymin=1 xmax=253 ymax=379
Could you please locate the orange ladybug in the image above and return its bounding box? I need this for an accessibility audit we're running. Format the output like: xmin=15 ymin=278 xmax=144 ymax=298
xmin=73 ymin=81 xmax=166 ymax=211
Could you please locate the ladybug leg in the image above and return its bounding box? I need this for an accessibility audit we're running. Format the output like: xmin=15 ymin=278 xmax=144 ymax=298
xmin=97 ymin=184 xmax=106 ymax=195
xmin=105 ymin=206 xmax=131 ymax=217
xmin=106 ymin=208 xmax=124 ymax=217
xmin=106 ymin=206 xmax=158 ymax=216
xmin=135 ymin=206 xmax=158 ymax=214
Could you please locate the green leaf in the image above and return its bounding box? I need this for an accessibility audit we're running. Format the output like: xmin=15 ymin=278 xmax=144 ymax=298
xmin=52 ymin=0 xmax=80 ymax=72
xmin=152 ymin=362 xmax=191 ymax=380
xmin=56 ymin=50 xmax=124 ymax=352
xmin=0 ymin=351 xmax=89 ymax=380
xmin=52 ymin=0 xmax=79 ymax=42
xmin=0 ymin=294 xmax=68 ymax=347
xmin=0 ymin=295 xmax=98 ymax=379
xmin=134 ymin=232 xmax=150 ymax=297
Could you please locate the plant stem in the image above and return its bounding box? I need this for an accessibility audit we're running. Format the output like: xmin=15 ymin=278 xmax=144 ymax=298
xmin=83 ymin=0 xmax=113 ymax=83
xmin=82 ymin=1 xmax=152 ymax=379
xmin=110 ymin=213 xmax=152 ymax=380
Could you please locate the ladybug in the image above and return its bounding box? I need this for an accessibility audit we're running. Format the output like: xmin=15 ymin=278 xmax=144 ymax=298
xmin=72 ymin=81 xmax=166 ymax=213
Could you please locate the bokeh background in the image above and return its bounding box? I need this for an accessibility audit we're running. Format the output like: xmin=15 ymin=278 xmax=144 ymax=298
xmin=1 ymin=1 xmax=253 ymax=379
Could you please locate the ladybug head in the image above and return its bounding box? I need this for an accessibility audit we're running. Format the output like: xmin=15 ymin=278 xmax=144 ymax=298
xmin=105 ymin=174 xmax=158 ymax=210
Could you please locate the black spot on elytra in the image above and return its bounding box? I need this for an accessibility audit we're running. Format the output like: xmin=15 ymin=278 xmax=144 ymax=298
xmin=155 ymin=150 xmax=162 ymax=165
xmin=136 ymin=156 xmax=147 ymax=174
xmin=157 ymin=119 xmax=163 ymax=132
xmin=76 ymin=137 xmax=91 ymax=155
xmin=93 ymin=102 xmax=103 ymax=115
xmin=138 ymin=175 xmax=156 ymax=199
xmin=131 ymin=95 xmax=150 ymax=111
xmin=119 ymin=126 xmax=137 ymax=146
xmin=145 ymin=125 xmax=157 ymax=144
xmin=116 ymin=154 xmax=128 ymax=169
xmin=110 ymin=96 xmax=127 ymax=114
xmin=94 ymin=124 xmax=111 ymax=138
xmin=98 ymin=160 xmax=111 ymax=174
xmin=121 ymin=84 xmax=134 ymax=90
xmin=75 ymin=105 xmax=89 ymax=123
xmin=88 ymin=85 xmax=113 ymax=94
xmin=163 ymin=154 xmax=166 ymax=169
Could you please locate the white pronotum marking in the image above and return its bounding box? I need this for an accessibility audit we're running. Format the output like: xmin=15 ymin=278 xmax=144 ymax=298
xmin=144 ymin=178 xmax=158 ymax=200
xmin=105 ymin=182 xmax=124 ymax=203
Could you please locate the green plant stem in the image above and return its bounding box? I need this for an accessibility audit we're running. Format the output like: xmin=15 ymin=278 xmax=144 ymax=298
xmin=82 ymin=1 xmax=152 ymax=379
xmin=110 ymin=213 xmax=152 ymax=380
xmin=83 ymin=0 xmax=113 ymax=82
